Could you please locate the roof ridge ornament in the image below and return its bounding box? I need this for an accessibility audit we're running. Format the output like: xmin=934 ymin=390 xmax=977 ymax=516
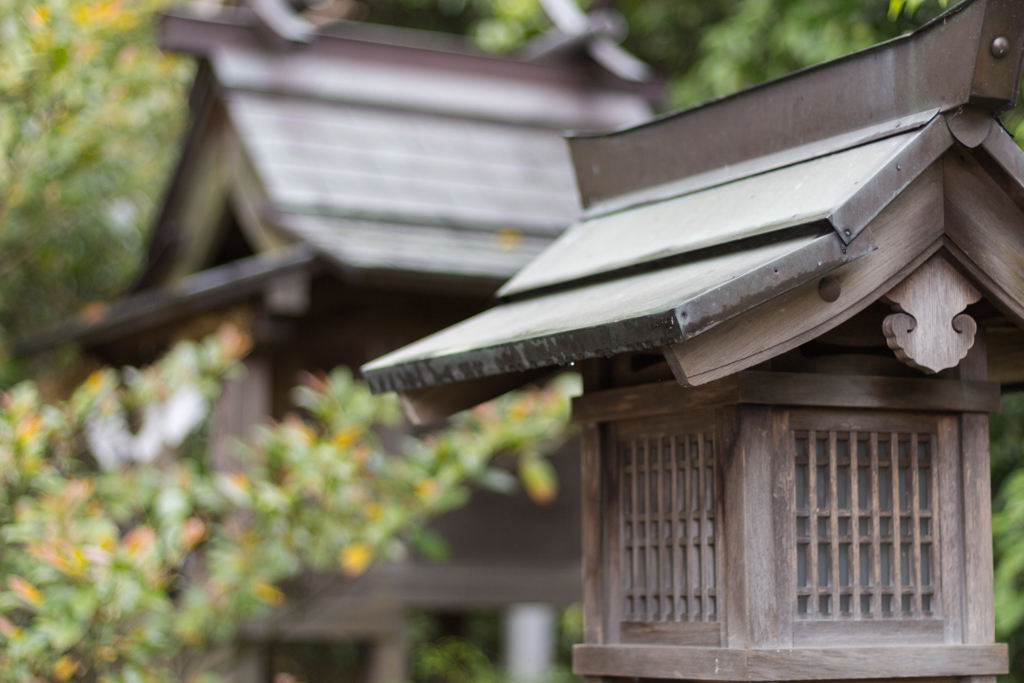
xmin=522 ymin=0 xmax=654 ymax=83
xmin=945 ymin=105 xmax=994 ymax=147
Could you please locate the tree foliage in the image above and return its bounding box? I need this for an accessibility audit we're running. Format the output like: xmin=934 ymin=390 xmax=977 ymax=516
xmin=0 ymin=0 xmax=191 ymax=349
xmin=0 ymin=327 xmax=574 ymax=682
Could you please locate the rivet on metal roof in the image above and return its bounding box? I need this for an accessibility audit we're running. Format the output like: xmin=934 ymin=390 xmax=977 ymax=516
xmin=992 ymin=36 xmax=1010 ymax=58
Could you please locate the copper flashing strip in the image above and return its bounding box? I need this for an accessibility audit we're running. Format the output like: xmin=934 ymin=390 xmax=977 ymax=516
xmin=830 ymin=116 xmax=953 ymax=245
xmin=362 ymin=229 xmax=865 ymax=394
xmin=568 ymin=0 xmax=1024 ymax=207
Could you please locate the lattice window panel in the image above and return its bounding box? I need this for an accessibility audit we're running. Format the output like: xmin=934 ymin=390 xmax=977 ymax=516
xmin=793 ymin=429 xmax=939 ymax=619
xmin=620 ymin=433 xmax=717 ymax=623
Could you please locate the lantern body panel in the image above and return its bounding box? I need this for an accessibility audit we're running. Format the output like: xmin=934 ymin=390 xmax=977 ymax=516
xmin=574 ymin=362 xmax=1004 ymax=679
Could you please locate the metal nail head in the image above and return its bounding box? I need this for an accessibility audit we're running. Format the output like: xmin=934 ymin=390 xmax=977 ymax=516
xmin=819 ymin=276 xmax=841 ymax=303
xmin=992 ymin=36 xmax=1010 ymax=58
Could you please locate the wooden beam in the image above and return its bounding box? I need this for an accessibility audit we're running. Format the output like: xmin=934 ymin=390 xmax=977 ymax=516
xmin=399 ymin=367 xmax=553 ymax=425
xmin=571 ymin=371 xmax=1000 ymax=423
xmin=572 ymin=644 xmax=1008 ymax=680
xmin=720 ymin=406 xmax=778 ymax=649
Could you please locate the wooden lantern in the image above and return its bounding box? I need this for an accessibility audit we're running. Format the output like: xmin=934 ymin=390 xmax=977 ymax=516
xmin=364 ymin=0 xmax=1024 ymax=680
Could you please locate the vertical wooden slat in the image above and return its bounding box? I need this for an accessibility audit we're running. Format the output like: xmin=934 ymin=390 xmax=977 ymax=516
xmin=698 ymin=432 xmax=710 ymax=622
xmin=963 ymin=412 xmax=995 ymax=643
xmin=630 ymin=440 xmax=641 ymax=620
xmin=581 ymin=424 xmax=603 ymax=644
xmin=871 ymin=432 xmax=882 ymax=616
xmin=911 ymin=433 xmax=922 ymax=616
xmin=851 ymin=432 xmax=861 ymax=620
xmin=890 ymin=433 xmax=902 ymax=614
xmin=929 ymin=434 xmax=942 ymax=617
xmin=643 ymin=439 xmax=654 ymax=620
xmin=937 ymin=415 xmax=962 ymax=643
xmin=659 ymin=437 xmax=669 ymax=623
xmin=773 ymin=410 xmax=795 ymax=646
xmin=685 ymin=435 xmax=695 ymax=623
xmin=603 ymin=427 xmax=622 ymax=643
xmin=670 ymin=435 xmax=682 ymax=623
xmin=808 ymin=430 xmax=818 ymax=617
xmin=829 ymin=431 xmax=840 ymax=619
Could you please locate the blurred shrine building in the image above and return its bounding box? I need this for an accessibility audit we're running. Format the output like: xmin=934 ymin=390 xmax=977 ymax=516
xmin=16 ymin=2 xmax=657 ymax=681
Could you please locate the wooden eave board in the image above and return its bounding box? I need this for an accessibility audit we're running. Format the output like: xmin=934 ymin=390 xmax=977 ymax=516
xmin=225 ymin=90 xmax=580 ymax=235
xmin=500 ymin=127 xmax=933 ymax=297
xmin=14 ymin=246 xmax=318 ymax=355
xmin=278 ymin=212 xmax=550 ymax=281
xmin=362 ymin=230 xmax=859 ymax=393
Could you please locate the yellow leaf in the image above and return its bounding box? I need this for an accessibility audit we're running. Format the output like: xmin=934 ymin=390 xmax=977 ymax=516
xmin=340 ymin=543 xmax=374 ymax=577
xmin=97 ymin=646 xmax=117 ymax=662
xmin=180 ymin=518 xmax=206 ymax=550
xmin=122 ymin=526 xmax=156 ymax=557
xmin=15 ymin=415 xmax=40 ymax=445
xmin=0 ymin=616 xmax=21 ymax=639
xmin=53 ymin=655 xmax=78 ymax=681
xmin=415 ymin=478 xmax=437 ymax=501
xmin=216 ymin=323 xmax=252 ymax=359
xmin=27 ymin=542 xmax=73 ymax=575
xmin=7 ymin=576 xmax=40 ymax=607
xmin=26 ymin=5 xmax=49 ymax=28
xmin=254 ymin=582 xmax=284 ymax=606
xmin=229 ymin=472 xmax=250 ymax=492
xmin=364 ymin=503 xmax=382 ymax=521
xmin=520 ymin=457 xmax=558 ymax=505
xmin=332 ymin=426 xmax=363 ymax=449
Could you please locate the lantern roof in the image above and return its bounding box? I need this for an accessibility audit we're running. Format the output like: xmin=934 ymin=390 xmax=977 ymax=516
xmin=362 ymin=0 xmax=1024 ymax=418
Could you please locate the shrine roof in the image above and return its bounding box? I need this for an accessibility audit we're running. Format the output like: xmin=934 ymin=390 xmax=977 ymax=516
xmin=362 ymin=0 xmax=1024 ymax=413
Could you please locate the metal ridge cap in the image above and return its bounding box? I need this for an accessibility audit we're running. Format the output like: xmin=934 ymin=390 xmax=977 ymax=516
xmin=581 ymin=110 xmax=940 ymax=222
xmin=566 ymin=0 xmax=992 ymax=207
xmin=159 ymin=5 xmax=611 ymax=88
xmin=565 ymin=0 xmax=979 ymax=145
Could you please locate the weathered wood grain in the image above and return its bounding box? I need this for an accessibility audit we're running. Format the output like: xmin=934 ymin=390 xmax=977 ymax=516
xmin=936 ymin=415 xmax=964 ymax=645
xmin=792 ymin=619 xmax=944 ymax=646
xmin=572 ymin=644 xmax=1007 ymax=680
xmin=882 ymin=256 xmax=982 ymax=373
xmin=961 ymin=412 xmax=995 ymax=644
xmin=571 ymin=371 xmax=999 ymax=424
xmin=581 ymin=423 xmax=604 ymax=645
xmin=771 ymin=408 xmax=795 ymax=647
xmin=619 ymin=621 xmax=721 ymax=646
xmin=721 ymin=406 xmax=777 ymax=648
xmin=943 ymin=148 xmax=1024 ymax=328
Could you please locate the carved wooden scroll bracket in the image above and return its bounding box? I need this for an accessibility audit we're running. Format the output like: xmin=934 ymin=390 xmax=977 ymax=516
xmin=882 ymin=256 xmax=982 ymax=374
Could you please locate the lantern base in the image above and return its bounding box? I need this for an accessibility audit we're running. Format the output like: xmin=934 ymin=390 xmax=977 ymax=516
xmin=572 ymin=643 xmax=1008 ymax=680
